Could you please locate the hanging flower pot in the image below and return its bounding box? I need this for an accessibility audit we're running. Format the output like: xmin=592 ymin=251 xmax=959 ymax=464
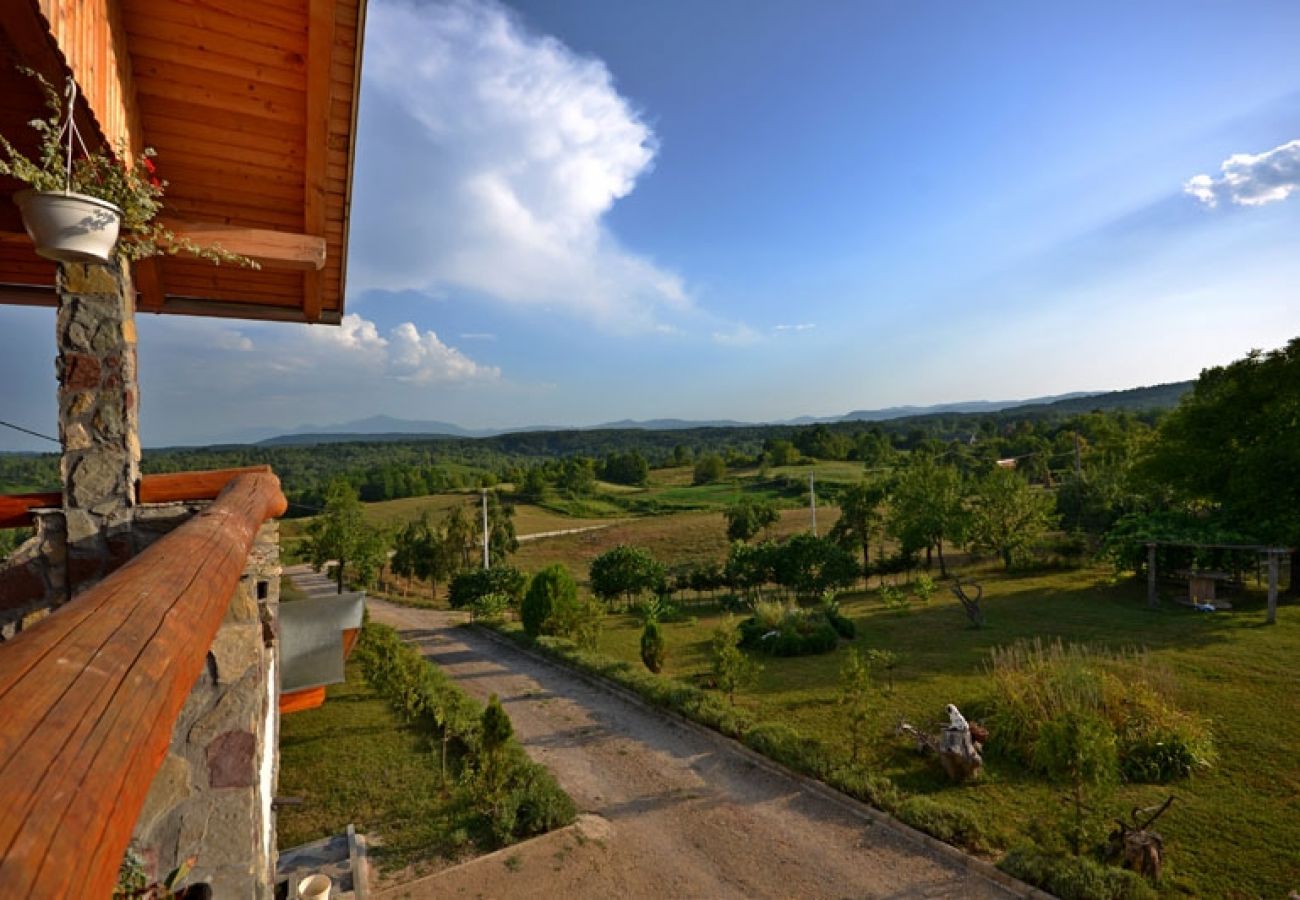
xmin=14 ymin=189 xmax=122 ymax=264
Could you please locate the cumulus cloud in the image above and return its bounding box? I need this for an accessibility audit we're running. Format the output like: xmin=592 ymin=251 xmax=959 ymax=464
xmin=1184 ymin=139 xmax=1300 ymax=208
xmin=352 ymin=0 xmax=688 ymax=331
xmin=300 ymin=314 xmax=499 ymax=384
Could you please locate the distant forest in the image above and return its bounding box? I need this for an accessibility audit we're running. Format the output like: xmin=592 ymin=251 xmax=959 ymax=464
xmin=0 ymin=381 xmax=1188 ymax=514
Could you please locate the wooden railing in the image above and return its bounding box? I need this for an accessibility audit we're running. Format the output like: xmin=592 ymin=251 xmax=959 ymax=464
xmin=0 ymin=465 xmax=274 ymax=528
xmin=0 ymin=471 xmax=286 ymax=897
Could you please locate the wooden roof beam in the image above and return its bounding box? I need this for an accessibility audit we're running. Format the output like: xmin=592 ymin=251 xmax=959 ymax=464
xmin=301 ymin=0 xmax=336 ymax=324
xmin=164 ymin=222 xmax=326 ymax=271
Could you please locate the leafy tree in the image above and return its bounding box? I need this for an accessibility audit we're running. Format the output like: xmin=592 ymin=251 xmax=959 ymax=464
xmin=772 ymin=534 xmax=860 ymax=601
xmin=763 ymin=438 xmax=800 ymax=466
xmin=838 ymin=649 xmax=872 ymax=763
xmin=829 ymin=477 xmax=890 ymax=574
xmin=888 ymin=458 xmax=966 ymax=576
xmin=520 ymin=564 xmax=577 ymax=637
xmin=793 ymin=424 xmax=851 ymax=460
xmin=484 ymin=493 xmax=519 ymax=563
xmin=546 ymin=591 xmax=604 ymax=651
xmin=671 ymin=444 xmax=692 ymax=466
xmin=640 ymin=621 xmax=666 ymax=673
xmin=693 ymin=453 xmax=727 ymax=485
xmin=479 ymin=694 xmax=515 ymax=795
xmin=558 ymin=457 xmax=597 ymax=496
xmin=517 ymin=466 xmax=548 ymax=502
xmin=1140 ymin=339 xmax=1300 ymax=587
xmin=710 ymin=618 xmax=761 ymax=705
xmin=967 ymin=467 xmax=1059 ymax=568
xmin=600 ymin=450 xmax=650 ymax=486
xmin=589 ymin=545 xmax=665 ymax=608
xmin=448 ymin=565 xmax=528 ymax=610
xmin=442 ymin=504 xmax=478 ymax=571
xmin=305 ymin=479 xmax=387 ymax=593
xmin=725 ymin=540 xmax=778 ymax=601
xmin=1033 ymin=711 xmax=1118 ymax=855
xmin=724 ymin=497 xmax=779 ymax=542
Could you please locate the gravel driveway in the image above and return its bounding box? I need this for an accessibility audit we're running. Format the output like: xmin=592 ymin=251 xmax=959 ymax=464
xmin=358 ymin=593 xmax=1018 ymax=899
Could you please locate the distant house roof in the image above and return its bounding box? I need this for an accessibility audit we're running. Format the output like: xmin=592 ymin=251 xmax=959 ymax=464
xmin=0 ymin=0 xmax=367 ymax=324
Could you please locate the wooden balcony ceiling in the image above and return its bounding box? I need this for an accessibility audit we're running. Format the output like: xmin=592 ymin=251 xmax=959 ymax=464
xmin=0 ymin=0 xmax=367 ymax=324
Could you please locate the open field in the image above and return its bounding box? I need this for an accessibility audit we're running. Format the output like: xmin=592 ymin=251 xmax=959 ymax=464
xmin=587 ymin=565 xmax=1300 ymax=897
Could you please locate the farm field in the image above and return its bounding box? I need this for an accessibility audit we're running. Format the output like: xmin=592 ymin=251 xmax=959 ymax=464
xmin=586 ymin=565 xmax=1300 ymax=898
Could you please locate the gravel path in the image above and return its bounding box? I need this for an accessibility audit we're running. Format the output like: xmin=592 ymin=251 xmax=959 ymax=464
xmin=356 ymin=593 xmax=1017 ymax=899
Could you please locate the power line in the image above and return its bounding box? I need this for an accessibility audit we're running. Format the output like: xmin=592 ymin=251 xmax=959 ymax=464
xmin=0 ymin=419 xmax=59 ymax=444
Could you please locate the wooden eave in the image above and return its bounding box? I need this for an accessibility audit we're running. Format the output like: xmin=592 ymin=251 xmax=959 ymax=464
xmin=0 ymin=0 xmax=368 ymax=325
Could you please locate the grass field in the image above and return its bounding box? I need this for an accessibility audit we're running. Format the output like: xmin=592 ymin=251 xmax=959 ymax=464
xmin=588 ymin=566 xmax=1300 ymax=897
xmin=277 ymin=662 xmax=483 ymax=876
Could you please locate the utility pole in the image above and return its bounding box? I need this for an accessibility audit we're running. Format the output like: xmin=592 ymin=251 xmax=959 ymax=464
xmin=810 ymin=472 xmax=817 ymax=536
xmin=481 ymin=489 xmax=490 ymax=569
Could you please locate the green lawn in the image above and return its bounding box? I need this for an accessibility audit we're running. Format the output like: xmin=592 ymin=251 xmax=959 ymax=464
xmin=591 ymin=566 xmax=1300 ymax=897
xmin=277 ymin=662 xmax=482 ymax=875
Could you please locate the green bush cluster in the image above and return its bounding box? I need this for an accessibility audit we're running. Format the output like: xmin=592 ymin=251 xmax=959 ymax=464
xmin=736 ymin=601 xmax=851 ymax=656
xmin=355 ymin=623 xmax=575 ymax=844
xmin=640 ymin=621 xmax=666 ymax=673
xmin=998 ymin=847 xmax=1156 ymax=900
xmin=986 ymin=639 xmax=1214 ymax=783
xmin=448 ymin=565 xmax=528 ymax=611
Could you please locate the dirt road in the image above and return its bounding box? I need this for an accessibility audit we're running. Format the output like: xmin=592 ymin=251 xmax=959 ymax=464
xmin=361 ymin=595 xmax=1018 ymax=899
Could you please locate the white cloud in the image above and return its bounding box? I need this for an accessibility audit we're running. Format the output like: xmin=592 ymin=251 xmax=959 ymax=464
xmin=212 ymin=329 xmax=254 ymax=352
xmin=711 ymin=324 xmax=761 ymax=346
xmin=1184 ymin=139 xmax=1300 ymax=208
xmin=353 ymin=0 xmax=688 ymax=331
xmin=298 ymin=314 xmax=497 ymax=384
xmin=459 ymin=332 xmax=497 ymax=341
xmin=774 ymin=323 xmax=815 ymax=332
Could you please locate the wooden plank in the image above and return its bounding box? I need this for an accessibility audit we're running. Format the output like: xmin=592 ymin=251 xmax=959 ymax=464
xmin=134 ymin=257 xmax=165 ymax=312
xmin=164 ymin=222 xmax=325 ymax=271
xmin=279 ymin=686 xmax=327 ymax=715
xmin=0 ymin=491 xmax=61 ymax=528
xmin=0 ymin=282 xmax=58 ymax=308
xmin=137 ymin=465 xmax=272 ymax=504
xmin=0 ymin=472 xmax=286 ymax=896
xmin=301 ymin=0 xmax=335 ymax=324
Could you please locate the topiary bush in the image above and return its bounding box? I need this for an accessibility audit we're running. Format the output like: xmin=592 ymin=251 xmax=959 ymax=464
xmin=520 ymin=564 xmax=577 ymax=637
xmin=640 ymin=621 xmax=666 ymax=673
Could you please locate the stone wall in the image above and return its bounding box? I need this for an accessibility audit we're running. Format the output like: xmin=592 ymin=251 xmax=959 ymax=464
xmin=130 ymin=520 xmax=283 ymax=897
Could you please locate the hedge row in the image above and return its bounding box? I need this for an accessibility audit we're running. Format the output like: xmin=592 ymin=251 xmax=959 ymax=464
xmin=355 ymin=623 xmax=576 ymax=844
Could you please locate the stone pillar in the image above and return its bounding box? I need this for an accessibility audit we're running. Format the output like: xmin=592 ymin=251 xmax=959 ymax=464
xmin=56 ymin=261 xmax=141 ymax=592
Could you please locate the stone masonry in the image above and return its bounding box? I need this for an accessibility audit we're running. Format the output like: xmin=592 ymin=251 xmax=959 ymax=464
xmin=56 ymin=260 xmax=142 ymax=591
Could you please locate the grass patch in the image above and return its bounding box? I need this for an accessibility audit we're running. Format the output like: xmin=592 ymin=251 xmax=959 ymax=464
xmin=277 ymin=661 xmax=481 ymax=873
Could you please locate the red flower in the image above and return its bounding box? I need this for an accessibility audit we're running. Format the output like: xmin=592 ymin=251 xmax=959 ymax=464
xmin=142 ymin=157 xmax=156 ymax=173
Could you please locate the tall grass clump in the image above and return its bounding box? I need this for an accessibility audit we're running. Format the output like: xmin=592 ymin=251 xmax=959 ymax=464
xmin=985 ymin=639 xmax=1213 ymax=783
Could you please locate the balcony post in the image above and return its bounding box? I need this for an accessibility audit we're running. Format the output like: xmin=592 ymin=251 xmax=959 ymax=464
xmin=55 ymin=260 xmax=142 ymax=593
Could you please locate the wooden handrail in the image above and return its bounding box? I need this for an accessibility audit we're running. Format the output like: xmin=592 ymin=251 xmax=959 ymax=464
xmin=0 ymin=472 xmax=287 ymax=898
xmin=0 ymin=465 xmax=272 ymax=528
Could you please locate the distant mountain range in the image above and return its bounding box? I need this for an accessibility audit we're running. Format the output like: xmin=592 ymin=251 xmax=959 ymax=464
xmin=245 ymin=383 xmax=1191 ymax=448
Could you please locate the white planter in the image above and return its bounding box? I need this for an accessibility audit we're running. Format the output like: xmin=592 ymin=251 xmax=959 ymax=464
xmin=13 ymin=189 xmax=122 ymax=264
xmin=297 ymin=874 xmax=332 ymax=900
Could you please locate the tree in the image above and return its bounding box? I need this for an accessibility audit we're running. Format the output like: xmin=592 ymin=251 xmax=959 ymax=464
xmin=888 ymin=458 xmax=966 ymax=576
xmin=710 ymin=618 xmax=761 ymax=705
xmin=520 ymin=564 xmax=577 ymax=637
xmin=693 ymin=453 xmax=727 ymax=485
xmin=967 ymin=467 xmax=1058 ymax=568
xmin=589 ymin=545 xmax=665 ymax=609
xmin=763 ymin=438 xmax=800 ymax=467
xmin=640 ymin=621 xmax=666 ymax=673
xmin=448 ymin=565 xmax=528 ymax=610
xmin=479 ymin=694 xmax=514 ymax=796
xmin=839 ymin=649 xmax=872 ymax=763
xmin=517 ymin=466 xmax=548 ymax=502
xmin=1033 ymin=711 xmax=1118 ymax=855
xmin=771 ymin=534 xmax=860 ymax=601
xmin=1140 ymin=339 xmax=1300 ymax=588
xmin=305 ymin=479 xmax=387 ymax=593
xmin=484 ymin=493 xmax=519 ymax=564
xmin=724 ymin=497 xmax=779 ymax=542
xmin=558 ymin=457 xmax=597 ymax=496
xmin=391 ymin=514 xmax=428 ymax=598
xmin=829 ymin=477 xmax=890 ymax=575
xmin=793 ymin=424 xmax=851 ymax=460
xmin=601 ymin=450 xmax=650 ymax=486
xmin=442 ymin=504 xmax=478 ymax=572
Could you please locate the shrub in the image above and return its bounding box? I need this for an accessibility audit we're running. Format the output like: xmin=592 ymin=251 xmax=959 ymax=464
xmin=711 ymin=618 xmax=762 ymax=704
xmin=737 ymin=604 xmax=843 ymax=656
xmin=743 ymin=723 xmax=832 ymax=778
xmin=998 ymin=847 xmax=1156 ymax=900
xmin=879 ymin=584 xmax=910 ymax=615
xmin=895 ymin=796 xmax=990 ymax=853
xmin=470 ymin=592 xmax=510 ymax=623
xmin=986 ymin=639 xmax=1213 ymax=784
xmin=520 ymin=564 xmax=577 ymax=637
xmin=912 ymin=572 xmax=937 ymax=601
xmin=640 ymin=621 xmax=666 ymax=673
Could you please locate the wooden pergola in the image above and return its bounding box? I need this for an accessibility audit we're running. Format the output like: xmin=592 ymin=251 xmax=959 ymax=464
xmin=1145 ymin=541 xmax=1291 ymax=625
xmin=0 ymin=0 xmax=366 ymax=324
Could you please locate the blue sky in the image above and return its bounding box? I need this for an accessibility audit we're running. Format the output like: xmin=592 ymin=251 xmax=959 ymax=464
xmin=3 ymin=0 xmax=1300 ymax=449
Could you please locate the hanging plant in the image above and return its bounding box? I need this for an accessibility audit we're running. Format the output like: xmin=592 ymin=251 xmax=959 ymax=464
xmin=0 ymin=68 xmax=257 ymax=268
